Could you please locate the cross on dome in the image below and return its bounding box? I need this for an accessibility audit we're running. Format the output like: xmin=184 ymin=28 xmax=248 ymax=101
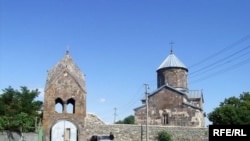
xmin=66 ymin=45 xmax=70 ymax=55
xmin=169 ymin=41 xmax=174 ymax=54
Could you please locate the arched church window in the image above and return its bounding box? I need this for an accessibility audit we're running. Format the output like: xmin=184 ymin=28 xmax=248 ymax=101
xmin=163 ymin=113 xmax=169 ymax=125
xmin=157 ymin=73 xmax=164 ymax=87
xmin=55 ymin=98 xmax=64 ymax=113
xmin=67 ymin=98 xmax=75 ymax=114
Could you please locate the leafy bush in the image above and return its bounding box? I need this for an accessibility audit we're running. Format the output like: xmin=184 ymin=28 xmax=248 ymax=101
xmin=158 ymin=130 xmax=172 ymax=141
xmin=0 ymin=86 xmax=43 ymax=132
xmin=115 ymin=115 xmax=135 ymax=124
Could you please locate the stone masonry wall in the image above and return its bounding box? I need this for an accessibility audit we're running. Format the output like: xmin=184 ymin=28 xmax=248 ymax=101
xmin=85 ymin=124 xmax=208 ymax=141
xmin=0 ymin=113 xmax=208 ymax=141
xmin=0 ymin=125 xmax=208 ymax=141
xmin=0 ymin=131 xmax=38 ymax=141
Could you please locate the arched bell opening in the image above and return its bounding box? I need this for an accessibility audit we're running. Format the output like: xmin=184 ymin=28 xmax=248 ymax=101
xmin=55 ymin=98 xmax=64 ymax=113
xmin=67 ymin=98 xmax=75 ymax=114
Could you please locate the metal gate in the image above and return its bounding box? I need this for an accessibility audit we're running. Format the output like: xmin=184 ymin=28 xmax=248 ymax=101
xmin=51 ymin=120 xmax=77 ymax=141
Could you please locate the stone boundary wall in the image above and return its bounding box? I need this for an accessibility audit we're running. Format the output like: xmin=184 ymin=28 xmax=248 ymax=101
xmin=0 ymin=131 xmax=38 ymax=141
xmin=0 ymin=125 xmax=208 ymax=141
xmin=86 ymin=124 xmax=209 ymax=141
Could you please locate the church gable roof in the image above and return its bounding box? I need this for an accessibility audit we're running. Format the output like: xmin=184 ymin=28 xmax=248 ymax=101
xmin=187 ymin=90 xmax=204 ymax=102
xmin=157 ymin=50 xmax=188 ymax=71
xmin=187 ymin=90 xmax=203 ymax=99
xmin=148 ymin=85 xmax=203 ymax=109
xmin=149 ymin=84 xmax=187 ymax=98
xmin=134 ymin=105 xmax=146 ymax=111
xmin=134 ymin=85 xmax=203 ymax=111
xmin=148 ymin=85 xmax=203 ymax=101
xmin=182 ymin=102 xmax=202 ymax=110
xmin=45 ymin=51 xmax=85 ymax=91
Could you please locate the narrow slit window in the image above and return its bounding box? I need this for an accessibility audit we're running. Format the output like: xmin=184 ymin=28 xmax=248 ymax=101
xmin=163 ymin=114 xmax=169 ymax=125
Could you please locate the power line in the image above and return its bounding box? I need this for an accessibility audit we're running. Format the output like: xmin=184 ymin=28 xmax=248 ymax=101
xmin=189 ymin=57 xmax=250 ymax=84
xmin=114 ymin=84 xmax=145 ymax=120
xmin=190 ymin=50 xmax=250 ymax=79
xmin=189 ymin=45 xmax=250 ymax=78
xmin=189 ymin=35 xmax=250 ymax=69
xmin=187 ymin=35 xmax=250 ymax=84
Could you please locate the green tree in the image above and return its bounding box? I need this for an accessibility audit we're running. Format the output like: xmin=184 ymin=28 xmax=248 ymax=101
xmin=0 ymin=86 xmax=43 ymax=132
xmin=115 ymin=115 xmax=135 ymax=124
xmin=208 ymin=92 xmax=250 ymax=125
xmin=158 ymin=130 xmax=172 ymax=141
xmin=115 ymin=120 xmax=124 ymax=124
xmin=123 ymin=115 xmax=135 ymax=124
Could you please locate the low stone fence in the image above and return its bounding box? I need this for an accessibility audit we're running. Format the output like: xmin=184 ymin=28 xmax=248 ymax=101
xmin=0 ymin=131 xmax=38 ymax=141
xmin=86 ymin=124 xmax=208 ymax=141
xmin=0 ymin=125 xmax=208 ymax=141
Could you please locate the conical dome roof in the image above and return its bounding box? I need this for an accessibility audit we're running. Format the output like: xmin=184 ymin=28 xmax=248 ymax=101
xmin=157 ymin=50 xmax=188 ymax=71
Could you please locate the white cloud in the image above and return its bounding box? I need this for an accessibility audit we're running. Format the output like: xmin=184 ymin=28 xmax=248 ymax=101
xmin=98 ymin=98 xmax=106 ymax=103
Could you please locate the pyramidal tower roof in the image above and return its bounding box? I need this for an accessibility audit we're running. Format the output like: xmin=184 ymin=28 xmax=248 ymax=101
xmin=157 ymin=49 xmax=188 ymax=71
xmin=45 ymin=50 xmax=85 ymax=91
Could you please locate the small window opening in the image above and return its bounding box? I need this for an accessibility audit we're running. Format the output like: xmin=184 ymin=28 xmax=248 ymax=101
xmin=163 ymin=113 xmax=169 ymax=125
xmin=55 ymin=98 xmax=64 ymax=113
xmin=67 ymin=98 xmax=75 ymax=114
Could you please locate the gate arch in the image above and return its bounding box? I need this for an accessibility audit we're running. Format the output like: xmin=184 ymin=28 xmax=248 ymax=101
xmin=51 ymin=120 xmax=78 ymax=141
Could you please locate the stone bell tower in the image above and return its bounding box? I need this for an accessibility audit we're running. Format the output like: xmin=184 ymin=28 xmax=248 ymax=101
xmin=42 ymin=50 xmax=87 ymax=141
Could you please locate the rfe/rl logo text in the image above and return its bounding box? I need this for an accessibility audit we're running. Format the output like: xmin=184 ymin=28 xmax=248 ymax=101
xmin=209 ymin=125 xmax=250 ymax=141
xmin=213 ymin=129 xmax=246 ymax=136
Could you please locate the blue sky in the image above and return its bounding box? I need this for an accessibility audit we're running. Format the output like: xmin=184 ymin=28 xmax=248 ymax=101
xmin=1 ymin=0 xmax=250 ymax=125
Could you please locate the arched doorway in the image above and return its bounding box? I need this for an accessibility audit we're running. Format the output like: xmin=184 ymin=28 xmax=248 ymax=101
xmin=51 ymin=120 xmax=77 ymax=141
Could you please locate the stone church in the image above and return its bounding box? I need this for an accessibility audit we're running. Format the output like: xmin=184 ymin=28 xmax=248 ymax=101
xmin=41 ymin=48 xmax=205 ymax=141
xmin=134 ymin=49 xmax=205 ymax=127
xmin=42 ymin=50 xmax=87 ymax=141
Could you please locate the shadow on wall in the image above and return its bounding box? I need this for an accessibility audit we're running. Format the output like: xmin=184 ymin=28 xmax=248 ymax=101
xmin=7 ymin=131 xmax=15 ymax=140
xmin=89 ymin=133 xmax=114 ymax=141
